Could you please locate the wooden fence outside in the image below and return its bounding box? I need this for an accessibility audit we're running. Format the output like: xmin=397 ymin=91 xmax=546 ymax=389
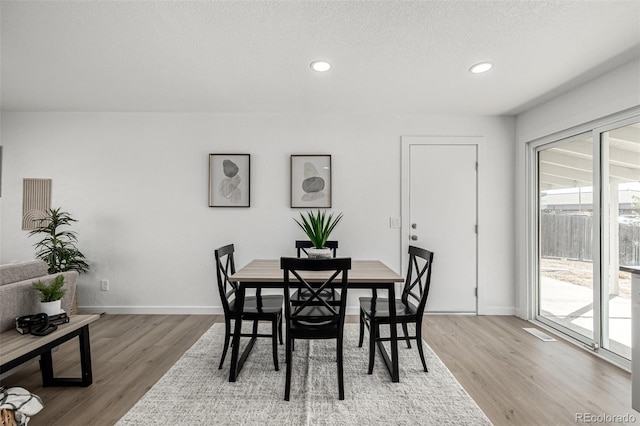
xmin=540 ymin=213 xmax=640 ymax=265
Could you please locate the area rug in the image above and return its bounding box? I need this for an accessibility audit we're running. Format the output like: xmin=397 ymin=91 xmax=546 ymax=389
xmin=117 ymin=323 xmax=491 ymax=425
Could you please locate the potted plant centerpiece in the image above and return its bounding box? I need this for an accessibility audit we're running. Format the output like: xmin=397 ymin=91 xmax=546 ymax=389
xmin=294 ymin=210 xmax=343 ymax=259
xmin=33 ymin=274 xmax=66 ymax=315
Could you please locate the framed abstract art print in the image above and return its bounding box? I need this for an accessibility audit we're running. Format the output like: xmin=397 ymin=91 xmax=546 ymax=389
xmin=290 ymin=154 xmax=331 ymax=208
xmin=209 ymin=154 xmax=250 ymax=207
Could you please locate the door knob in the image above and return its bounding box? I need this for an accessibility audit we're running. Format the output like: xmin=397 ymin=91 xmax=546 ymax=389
xmin=411 ymin=223 xmax=417 ymax=229
xmin=411 ymin=235 xmax=418 ymax=241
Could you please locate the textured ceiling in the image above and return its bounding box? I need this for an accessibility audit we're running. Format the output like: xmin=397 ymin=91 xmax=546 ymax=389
xmin=1 ymin=0 xmax=639 ymax=115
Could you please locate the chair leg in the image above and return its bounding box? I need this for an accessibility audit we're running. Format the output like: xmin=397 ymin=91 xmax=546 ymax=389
xmin=218 ymin=318 xmax=232 ymax=369
xmin=337 ymin=336 xmax=345 ymax=400
xmin=278 ymin=314 xmax=283 ymax=345
xmin=402 ymin=322 xmax=412 ymax=349
xmin=272 ymin=318 xmax=279 ymax=371
xmin=367 ymin=319 xmax=377 ymax=374
xmin=415 ymin=321 xmax=428 ymax=372
xmin=285 ymin=336 xmax=293 ymax=401
xmin=252 ymin=318 xmax=259 ymax=337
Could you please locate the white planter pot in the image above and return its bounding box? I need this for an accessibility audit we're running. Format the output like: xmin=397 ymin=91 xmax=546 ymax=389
xmin=308 ymin=247 xmax=332 ymax=259
xmin=39 ymin=300 xmax=62 ymax=316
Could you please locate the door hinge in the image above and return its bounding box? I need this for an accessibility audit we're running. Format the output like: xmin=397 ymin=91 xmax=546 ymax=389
xmin=475 ymin=287 xmax=478 ymax=297
xmin=475 ymin=161 xmax=478 ymax=171
xmin=475 ymin=224 xmax=478 ymax=234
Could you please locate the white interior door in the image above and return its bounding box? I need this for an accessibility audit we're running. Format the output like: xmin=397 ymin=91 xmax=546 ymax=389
xmin=407 ymin=142 xmax=478 ymax=313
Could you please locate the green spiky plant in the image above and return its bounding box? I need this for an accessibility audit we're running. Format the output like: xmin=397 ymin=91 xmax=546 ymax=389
xmin=293 ymin=210 xmax=343 ymax=249
xmin=32 ymin=274 xmax=66 ymax=302
xmin=29 ymin=207 xmax=90 ymax=274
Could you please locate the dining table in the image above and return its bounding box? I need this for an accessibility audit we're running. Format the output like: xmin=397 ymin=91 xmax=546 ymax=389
xmin=228 ymin=259 xmax=405 ymax=383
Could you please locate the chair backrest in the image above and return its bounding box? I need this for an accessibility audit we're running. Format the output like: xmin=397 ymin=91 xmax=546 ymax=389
xmin=295 ymin=240 xmax=339 ymax=258
xmin=214 ymin=244 xmax=237 ymax=315
xmin=401 ymin=245 xmax=434 ymax=317
xmin=281 ymin=257 xmax=351 ymax=326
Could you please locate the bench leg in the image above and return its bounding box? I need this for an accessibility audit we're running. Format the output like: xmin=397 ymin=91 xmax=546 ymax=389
xmin=79 ymin=325 xmax=93 ymax=386
xmin=39 ymin=325 xmax=93 ymax=387
xmin=40 ymin=350 xmax=55 ymax=386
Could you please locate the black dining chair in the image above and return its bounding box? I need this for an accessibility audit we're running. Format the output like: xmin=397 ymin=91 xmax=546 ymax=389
xmin=358 ymin=245 xmax=434 ymax=373
xmin=215 ymin=244 xmax=283 ymax=371
xmin=295 ymin=240 xmax=339 ymax=258
xmin=294 ymin=240 xmax=340 ymax=301
xmin=281 ymin=257 xmax=351 ymax=401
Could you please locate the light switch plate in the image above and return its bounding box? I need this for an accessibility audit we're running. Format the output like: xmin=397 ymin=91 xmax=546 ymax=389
xmin=390 ymin=217 xmax=401 ymax=228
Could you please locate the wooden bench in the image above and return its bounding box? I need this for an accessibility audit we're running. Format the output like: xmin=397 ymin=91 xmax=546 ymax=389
xmin=0 ymin=314 xmax=100 ymax=387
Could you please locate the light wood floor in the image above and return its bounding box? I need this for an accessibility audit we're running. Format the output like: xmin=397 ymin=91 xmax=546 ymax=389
xmin=0 ymin=314 xmax=634 ymax=425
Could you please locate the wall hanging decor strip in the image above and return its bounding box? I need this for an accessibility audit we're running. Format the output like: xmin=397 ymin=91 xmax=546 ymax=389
xmin=22 ymin=178 xmax=52 ymax=230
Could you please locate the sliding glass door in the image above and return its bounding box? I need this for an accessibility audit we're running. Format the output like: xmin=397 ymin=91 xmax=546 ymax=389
xmin=538 ymin=133 xmax=595 ymax=345
xmin=600 ymin=122 xmax=640 ymax=359
xmin=535 ymin=119 xmax=640 ymax=363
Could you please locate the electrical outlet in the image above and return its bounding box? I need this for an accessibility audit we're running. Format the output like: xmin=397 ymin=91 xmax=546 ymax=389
xmin=100 ymin=279 xmax=110 ymax=291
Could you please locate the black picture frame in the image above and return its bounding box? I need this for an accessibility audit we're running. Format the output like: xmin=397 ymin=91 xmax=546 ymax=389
xmin=290 ymin=154 xmax=331 ymax=208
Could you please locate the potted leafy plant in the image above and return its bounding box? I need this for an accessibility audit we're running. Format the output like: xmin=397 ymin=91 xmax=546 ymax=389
xmin=33 ymin=274 xmax=66 ymax=315
xmin=29 ymin=207 xmax=89 ymax=274
xmin=293 ymin=210 xmax=343 ymax=259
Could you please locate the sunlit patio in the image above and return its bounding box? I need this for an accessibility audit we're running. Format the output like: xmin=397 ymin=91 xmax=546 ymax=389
xmin=540 ymin=264 xmax=631 ymax=359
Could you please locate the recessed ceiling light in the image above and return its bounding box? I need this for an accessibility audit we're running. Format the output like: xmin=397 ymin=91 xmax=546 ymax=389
xmin=310 ymin=61 xmax=331 ymax=72
xmin=469 ymin=62 xmax=493 ymax=74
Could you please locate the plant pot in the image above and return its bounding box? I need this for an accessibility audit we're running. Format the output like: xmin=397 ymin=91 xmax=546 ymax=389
xmin=308 ymin=247 xmax=332 ymax=259
xmin=39 ymin=300 xmax=62 ymax=316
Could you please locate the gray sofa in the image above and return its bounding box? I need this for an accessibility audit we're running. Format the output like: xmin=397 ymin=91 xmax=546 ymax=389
xmin=0 ymin=260 xmax=78 ymax=333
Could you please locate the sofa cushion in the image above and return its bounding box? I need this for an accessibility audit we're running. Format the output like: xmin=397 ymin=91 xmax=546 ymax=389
xmin=0 ymin=260 xmax=49 ymax=286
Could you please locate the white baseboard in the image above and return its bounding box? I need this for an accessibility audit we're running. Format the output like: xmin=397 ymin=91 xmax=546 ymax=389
xmin=514 ymin=307 xmax=529 ymax=320
xmin=78 ymin=306 xmax=224 ymax=315
xmin=346 ymin=306 xmax=362 ymax=316
xmin=421 ymin=307 xmax=516 ymax=316
xmin=80 ymin=305 xmax=517 ymax=316
xmin=478 ymin=306 xmax=517 ymax=316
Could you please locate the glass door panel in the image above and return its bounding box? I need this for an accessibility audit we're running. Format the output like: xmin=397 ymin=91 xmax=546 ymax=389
xmin=538 ymin=134 xmax=594 ymax=342
xmin=601 ymin=122 xmax=640 ymax=360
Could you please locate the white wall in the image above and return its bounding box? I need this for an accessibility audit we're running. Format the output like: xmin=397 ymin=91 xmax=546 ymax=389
xmin=1 ymin=112 xmax=515 ymax=314
xmin=515 ymin=58 xmax=640 ymax=318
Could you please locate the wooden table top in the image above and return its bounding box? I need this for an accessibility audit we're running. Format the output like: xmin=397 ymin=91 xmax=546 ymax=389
xmin=0 ymin=314 xmax=100 ymax=365
xmin=231 ymin=259 xmax=404 ymax=283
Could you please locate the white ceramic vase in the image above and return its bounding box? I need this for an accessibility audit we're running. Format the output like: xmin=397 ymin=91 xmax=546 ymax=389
xmin=39 ymin=300 xmax=61 ymax=316
xmin=308 ymin=247 xmax=332 ymax=259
